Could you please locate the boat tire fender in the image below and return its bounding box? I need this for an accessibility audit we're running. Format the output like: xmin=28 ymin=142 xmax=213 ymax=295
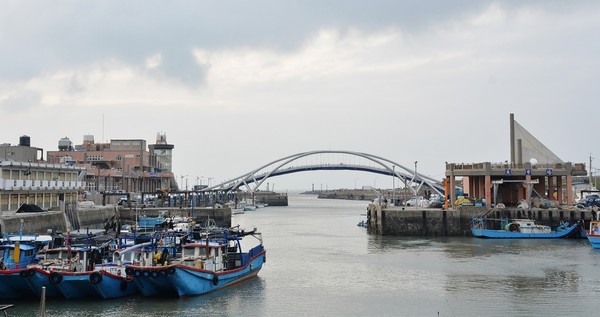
xmin=19 ymin=270 xmax=28 ymax=278
xmin=49 ymin=272 xmax=63 ymax=284
xmin=27 ymin=269 xmax=35 ymax=277
xmin=89 ymin=272 xmax=103 ymax=284
xmin=134 ymin=270 xmax=142 ymax=277
xmin=150 ymin=270 xmax=159 ymax=278
xmin=125 ymin=267 xmax=134 ymax=276
xmin=167 ymin=267 xmax=176 ymax=275
xmin=212 ymin=274 xmax=219 ymax=286
xmin=509 ymin=223 xmax=519 ymax=232
xmin=159 ymin=269 xmax=167 ymax=277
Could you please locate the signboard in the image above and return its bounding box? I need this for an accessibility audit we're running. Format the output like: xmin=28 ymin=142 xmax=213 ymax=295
xmin=546 ymin=168 xmax=553 ymax=176
xmin=525 ymin=169 xmax=531 ymax=176
xmin=504 ymin=168 xmax=512 ymax=176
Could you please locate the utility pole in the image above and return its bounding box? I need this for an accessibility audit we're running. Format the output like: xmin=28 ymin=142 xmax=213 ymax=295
xmin=590 ymin=154 xmax=594 ymax=190
xmin=392 ymin=165 xmax=395 ymax=206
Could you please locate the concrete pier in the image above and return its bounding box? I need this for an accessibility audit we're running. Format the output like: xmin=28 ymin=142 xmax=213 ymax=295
xmin=0 ymin=205 xmax=232 ymax=235
xmin=367 ymin=204 xmax=592 ymax=236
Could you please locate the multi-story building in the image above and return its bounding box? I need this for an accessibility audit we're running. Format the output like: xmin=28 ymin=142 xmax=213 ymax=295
xmin=0 ymin=136 xmax=83 ymax=212
xmin=47 ymin=133 xmax=177 ymax=194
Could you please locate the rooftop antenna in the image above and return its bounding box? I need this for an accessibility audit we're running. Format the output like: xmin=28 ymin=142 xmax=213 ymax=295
xmin=102 ymin=113 xmax=105 ymax=143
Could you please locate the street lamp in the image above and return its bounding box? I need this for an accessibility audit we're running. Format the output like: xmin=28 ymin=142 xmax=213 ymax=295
xmin=392 ymin=165 xmax=395 ymax=206
xmin=414 ymin=161 xmax=418 ymax=209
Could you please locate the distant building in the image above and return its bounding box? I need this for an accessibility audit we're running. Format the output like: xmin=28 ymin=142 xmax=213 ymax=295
xmin=47 ymin=133 xmax=177 ymax=194
xmin=445 ymin=114 xmax=587 ymax=207
xmin=0 ymin=136 xmax=82 ymax=212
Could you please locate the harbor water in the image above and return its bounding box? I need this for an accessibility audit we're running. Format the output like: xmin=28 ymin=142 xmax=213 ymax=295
xmin=6 ymin=193 xmax=600 ymax=316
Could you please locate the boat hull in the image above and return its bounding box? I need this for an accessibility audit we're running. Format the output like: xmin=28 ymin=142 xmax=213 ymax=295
xmin=91 ymin=271 xmax=138 ymax=299
xmin=169 ymin=250 xmax=266 ymax=297
xmin=24 ymin=268 xmax=62 ymax=298
xmin=55 ymin=272 xmax=99 ymax=299
xmin=0 ymin=270 xmax=37 ymax=299
xmin=128 ymin=267 xmax=178 ymax=297
xmin=471 ymin=223 xmax=579 ymax=239
xmin=587 ymin=235 xmax=600 ymax=249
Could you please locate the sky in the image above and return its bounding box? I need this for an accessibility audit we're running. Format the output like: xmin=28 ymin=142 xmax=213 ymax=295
xmin=1 ymin=1 xmax=599 ymax=191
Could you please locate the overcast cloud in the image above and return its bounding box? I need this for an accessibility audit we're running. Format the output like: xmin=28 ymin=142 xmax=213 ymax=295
xmin=1 ymin=1 xmax=598 ymax=190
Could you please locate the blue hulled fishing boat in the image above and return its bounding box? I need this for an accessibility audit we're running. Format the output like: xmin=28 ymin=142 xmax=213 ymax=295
xmin=88 ymin=242 xmax=154 ymax=299
xmin=24 ymin=246 xmax=94 ymax=298
xmin=168 ymin=228 xmax=265 ymax=297
xmin=0 ymin=233 xmax=54 ymax=299
xmin=471 ymin=217 xmax=580 ymax=239
xmin=0 ymin=243 xmax=41 ymax=299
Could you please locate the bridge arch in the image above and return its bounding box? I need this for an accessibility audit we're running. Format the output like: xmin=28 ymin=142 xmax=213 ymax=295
xmin=201 ymin=150 xmax=445 ymax=196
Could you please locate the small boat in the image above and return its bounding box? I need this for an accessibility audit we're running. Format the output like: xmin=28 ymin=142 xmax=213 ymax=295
xmin=471 ymin=218 xmax=580 ymax=239
xmin=231 ymin=208 xmax=245 ymax=215
xmin=357 ymin=220 xmax=367 ymax=227
xmin=586 ymin=220 xmax=600 ymax=248
xmin=138 ymin=215 xmax=166 ymax=230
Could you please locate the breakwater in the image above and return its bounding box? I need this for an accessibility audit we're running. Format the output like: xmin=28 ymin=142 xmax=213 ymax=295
xmin=367 ymin=204 xmax=593 ymax=236
xmin=0 ymin=205 xmax=231 ymax=235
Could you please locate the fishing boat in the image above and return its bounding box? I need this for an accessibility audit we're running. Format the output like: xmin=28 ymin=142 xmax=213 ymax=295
xmin=24 ymin=245 xmax=107 ymax=299
xmin=0 ymin=233 xmax=54 ymax=299
xmin=586 ymin=220 xmax=600 ymax=248
xmin=87 ymin=242 xmax=150 ymax=299
xmin=124 ymin=233 xmax=182 ymax=297
xmin=0 ymin=243 xmax=43 ymax=299
xmin=165 ymin=226 xmax=265 ymax=297
xmin=471 ymin=218 xmax=580 ymax=239
xmin=24 ymin=246 xmax=88 ymax=298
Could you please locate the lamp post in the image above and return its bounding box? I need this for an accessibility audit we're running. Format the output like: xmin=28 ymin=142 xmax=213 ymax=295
xmin=414 ymin=161 xmax=418 ymax=209
xmin=392 ymin=165 xmax=395 ymax=206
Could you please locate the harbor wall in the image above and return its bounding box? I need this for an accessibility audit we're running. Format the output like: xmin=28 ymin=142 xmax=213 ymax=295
xmin=0 ymin=205 xmax=232 ymax=234
xmin=367 ymin=204 xmax=593 ymax=236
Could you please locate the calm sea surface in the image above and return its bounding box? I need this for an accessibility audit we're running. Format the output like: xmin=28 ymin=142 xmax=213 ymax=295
xmin=7 ymin=193 xmax=600 ymax=316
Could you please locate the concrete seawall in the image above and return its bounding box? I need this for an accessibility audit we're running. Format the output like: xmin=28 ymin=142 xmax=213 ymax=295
xmin=0 ymin=205 xmax=231 ymax=234
xmin=367 ymin=204 xmax=593 ymax=236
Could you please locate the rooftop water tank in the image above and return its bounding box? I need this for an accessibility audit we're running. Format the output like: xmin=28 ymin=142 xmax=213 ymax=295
xmin=58 ymin=137 xmax=73 ymax=151
xmin=19 ymin=135 xmax=30 ymax=147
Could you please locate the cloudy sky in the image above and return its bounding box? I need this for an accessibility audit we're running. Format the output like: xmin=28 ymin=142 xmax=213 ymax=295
xmin=1 ymin=1 xmax=598 ymax=190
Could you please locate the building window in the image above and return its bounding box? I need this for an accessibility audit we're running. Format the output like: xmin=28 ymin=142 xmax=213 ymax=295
xmin=116 ymin=155 xmax=122 ymax=161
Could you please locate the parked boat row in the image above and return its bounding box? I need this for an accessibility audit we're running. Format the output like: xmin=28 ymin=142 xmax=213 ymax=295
xmin=0 ymin=223 xmax=266 ymax=300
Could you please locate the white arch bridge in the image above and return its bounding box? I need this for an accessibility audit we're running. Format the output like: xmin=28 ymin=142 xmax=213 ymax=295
xmin=200 ymin=150 xmax=445 ymax=196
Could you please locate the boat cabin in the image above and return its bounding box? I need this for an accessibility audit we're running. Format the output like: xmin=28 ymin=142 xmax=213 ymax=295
xmin=181 ymin=241 xmax=229 ymax=272
xmin=0 ymin=243 xmax=36 ymax=270
xmin=33 ymin=247 xmax=99 ymax=272
xmin=503 ymin=219 xmax=551 ymax=233
xmin=588 ymin=221 xmax=600 ymax=236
